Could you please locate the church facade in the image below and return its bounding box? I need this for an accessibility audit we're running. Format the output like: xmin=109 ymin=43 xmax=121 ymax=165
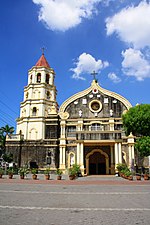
xmin=6 ymin=54 xmax=135 ymax=175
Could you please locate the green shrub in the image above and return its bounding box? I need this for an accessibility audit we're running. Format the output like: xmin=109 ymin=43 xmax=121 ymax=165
xmin=116 ymin=163 xmax=128 ymax=172
xmin=124 ymin=170 xmax=132 ymax=177
xmin=56 ymin=168 xmax=63 ymax=175
xmin=7 ymin=167 xmax=14 ymax=175
xmin=18 ymin=167 xmax=29 ymax=176
xmin=68 ymin=164 xmax=80 ymax=176
xmin=0 ymin=168 xmax=4 ymax=175
xmin=44 ymin=168 xmax=50 ymax=175
xmin=31 ymin=168 xmax=38 ymax=175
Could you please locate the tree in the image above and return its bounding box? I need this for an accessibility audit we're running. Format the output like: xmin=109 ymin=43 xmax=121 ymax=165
xmin=0 ymin=125 xmax=14 ymax=152
xmin=0 ymin=133 xmax=5 ymax=150
xmin=122 ymin=104 xmax=150 ymax=158
xmin=3 ymin=152 xmax=13 ymax=163
xmin=0 ymin=131 xmax=5 ymax=156
xmin=122 ymin=104 xmax=150 ymax=136
xmin=135 ymin=136 xmax=150 ymax=157
xmin=0 ymin=125 xmax=14 ymax=137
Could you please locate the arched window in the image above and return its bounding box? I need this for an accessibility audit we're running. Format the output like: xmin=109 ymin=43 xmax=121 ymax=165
xmin=32 ymin=107 xmax=37 ymax=116
xmin=69 ymin=153 xmax=75 ymax=167
xmin=26 ymin=92 xmax=28 ymax=99
xmin=22 ymin=109 xmax=26 ymax=117
xmin=38 ymin=91 xmax=40 ymax=99
xmin=47 ymin=91 xmax=50 ymax=99
xmin=46 ymin=74 xmax=49 ymax=84
xmin=29 ymin=128 xmax=37 ymax=139
xmin=37 ymin=73 xmax=41 ymax=83
xmin=30 ymin=75 xmax=32 ymax=83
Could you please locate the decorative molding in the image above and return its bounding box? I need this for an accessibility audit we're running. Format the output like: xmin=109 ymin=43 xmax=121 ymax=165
xmin=59 ymin=80 xmax=132 ymax=113
xmin=59 ymin=112 xmax=69 ymax=119
xmin=89 ymin=100 xmax=102 ymax=113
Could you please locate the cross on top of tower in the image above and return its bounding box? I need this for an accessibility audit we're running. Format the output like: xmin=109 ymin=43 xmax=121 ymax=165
xmin=41 ymin=47 xmax=46 ymax=55
xmin=91 ymin=70 xmax=98 ymax=81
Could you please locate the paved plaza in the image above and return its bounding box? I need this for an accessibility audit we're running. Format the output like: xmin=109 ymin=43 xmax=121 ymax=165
xmin=0 ymin=175 xmax=150 ymax=225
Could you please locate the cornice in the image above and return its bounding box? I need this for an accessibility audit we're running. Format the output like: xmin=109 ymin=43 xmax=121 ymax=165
xmin=59 ymin=80 xmax=132 ymax=112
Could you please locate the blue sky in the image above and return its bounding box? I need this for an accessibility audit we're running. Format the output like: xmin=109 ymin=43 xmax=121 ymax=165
xmin=0 ymin=0 xmax=150 ymax=130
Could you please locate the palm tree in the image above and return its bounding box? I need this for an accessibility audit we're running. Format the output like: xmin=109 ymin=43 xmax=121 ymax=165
xmin=0 ymin=125 xmax=14 ymax=136
xmin=0 ymin=125 xmax=14 ymax=152
xmin=0 ymin=130 xmax=5 ymax=156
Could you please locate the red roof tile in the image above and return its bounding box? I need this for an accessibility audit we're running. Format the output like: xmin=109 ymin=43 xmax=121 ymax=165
xmin=35 ymin=54 xmax=50 ymax=68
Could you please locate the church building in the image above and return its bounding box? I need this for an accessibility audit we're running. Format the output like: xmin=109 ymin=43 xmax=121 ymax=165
xmin=6 ymin=53 xmax=135 ymax=175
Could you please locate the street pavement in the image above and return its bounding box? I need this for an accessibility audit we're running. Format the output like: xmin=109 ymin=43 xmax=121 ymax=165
xmin=0 ymin=175 xmax=150 ymax=225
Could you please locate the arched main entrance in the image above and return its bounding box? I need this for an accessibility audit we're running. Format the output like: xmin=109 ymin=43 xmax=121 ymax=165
xmin=86 ymin=149 xmax=109 ymax=175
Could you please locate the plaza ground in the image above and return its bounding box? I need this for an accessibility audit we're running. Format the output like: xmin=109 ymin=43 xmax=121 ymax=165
xmin=0 ymin=175 xmax=150 ymax=225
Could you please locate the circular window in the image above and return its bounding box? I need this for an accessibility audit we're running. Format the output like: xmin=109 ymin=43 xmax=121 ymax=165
xmin=89 ymin=100 xmax=102 ymax=113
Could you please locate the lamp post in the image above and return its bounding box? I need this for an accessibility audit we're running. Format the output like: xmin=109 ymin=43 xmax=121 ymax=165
xmin=18 ymin=131 xmax=23 ymax=168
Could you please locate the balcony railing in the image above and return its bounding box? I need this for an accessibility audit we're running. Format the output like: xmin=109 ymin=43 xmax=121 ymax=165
xmin=6 ymin=134 xmax=24 ymax=141
xmin=66 ymin=130 xmax=122 ymax=140
xmin=76 ymin=132 xmax=122 ymax=140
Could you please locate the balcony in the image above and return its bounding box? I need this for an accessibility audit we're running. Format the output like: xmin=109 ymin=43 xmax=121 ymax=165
xmin=76 ymin=131 xmax=122 ymax=141
xmin=6 ymin=134 xmax=24 ymax=141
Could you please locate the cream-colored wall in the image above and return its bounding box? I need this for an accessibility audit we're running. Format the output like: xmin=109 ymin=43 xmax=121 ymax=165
xmin=16 ymin=64 xmax=57 ymax=140
xmin=17 ymin=119 xmax=45 ymax=140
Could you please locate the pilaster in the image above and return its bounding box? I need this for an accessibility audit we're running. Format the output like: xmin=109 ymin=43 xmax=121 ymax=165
xmin=128 ymin=133 xmax=135 ymax=168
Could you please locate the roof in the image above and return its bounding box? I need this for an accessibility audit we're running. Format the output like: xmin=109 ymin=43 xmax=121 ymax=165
xmin=59 ymin=80 xmax=132 ymax=113
xmin=35 ymin=54 xmax=50 ymax=68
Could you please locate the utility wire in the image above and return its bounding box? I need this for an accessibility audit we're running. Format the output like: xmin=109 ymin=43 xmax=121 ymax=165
xmin=0 ymin=108 xmax=16 ymax=121
xmin=0 ymin=113 xmax=16 ymax=126
xmin=0 ymin=117 xmax=15 ymax=128
xmin=0 ymin=114 xmax=16 ymax=127
xmin=0 ymin=100 xmax=18 ymax=116
xmin=0 ymin=89 xmax=20 ymax=115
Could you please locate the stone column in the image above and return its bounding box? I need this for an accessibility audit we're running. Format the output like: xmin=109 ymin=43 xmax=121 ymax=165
xmin=118 ymin=143 xmax=122 ymax=164
xmin=109 ymin=119 xmax=114 ymax=131
xmin=115 ymin=143 xmax=119 ymax=169
xmin=115 ymin=143 xmax=122 ymax=170
xmin=80 ymin=143 xmax=84 ymax=175
xmin=77 ymin=143 xmax=80 ymax=165
xmin=59 ymin=147 xmax=63 ymax=165
xmin=59 ymin=146 xmax=66 ymax=170
xmin=77 ymin=120 xmax=83 ymax=131
xmin=77 ymin=142 xmax=84 ymax=175
xmin=60 ymin=121 xmax=66 ymax=138
xmin=59 ymin=120 xmax=66 ymax=170
xmin=128 ymin=133 xmax=135 ymax=168
xmin=77 ymin=143 xmax=84 ymax=165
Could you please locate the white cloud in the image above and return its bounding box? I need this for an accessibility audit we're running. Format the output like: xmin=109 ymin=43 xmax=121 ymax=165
xmin=106 ymin=1 xmax=150 ymax=48
xmin=70 ymin=53 xmax=109 ymax=80
xmin=32 ymin=0 xmax=102 ymax=31
xmin=108 ymin=72 xmax=121 ymax=83
xmin=122 ymin=48 xmax=150 ymax=81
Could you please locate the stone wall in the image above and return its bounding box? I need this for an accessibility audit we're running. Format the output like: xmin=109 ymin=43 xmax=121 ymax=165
xmin=6 ymin=140 xmax=59 ymax=168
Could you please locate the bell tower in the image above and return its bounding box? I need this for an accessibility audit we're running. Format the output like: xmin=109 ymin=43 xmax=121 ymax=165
xmin=16 ymin=53 xmax=58 ymax=140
